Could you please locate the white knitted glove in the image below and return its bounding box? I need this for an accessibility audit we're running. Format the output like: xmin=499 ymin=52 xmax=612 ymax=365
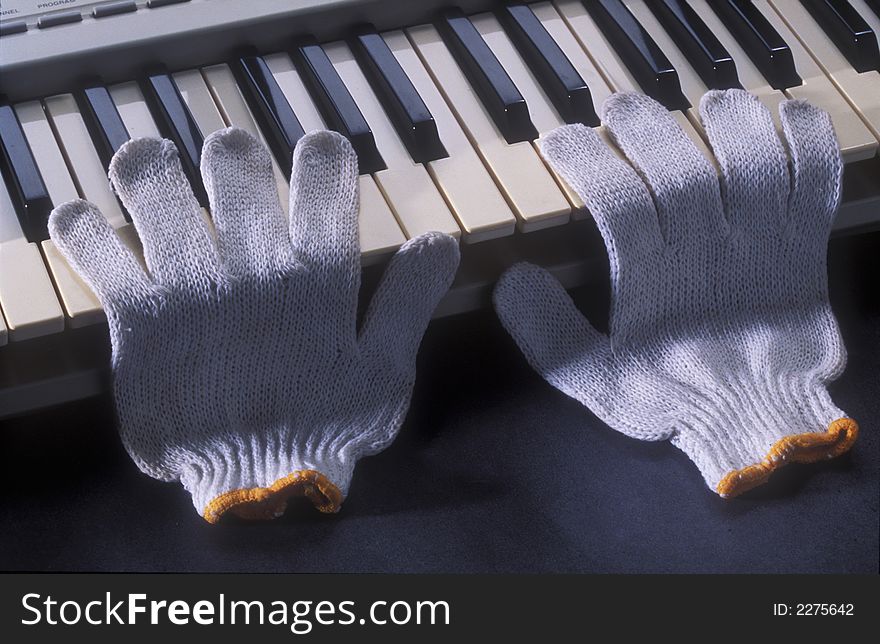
xmin=48 ymin=128 xmax=459 ymax=523
xmin=494 ymin=89 xmax=858 ymax=497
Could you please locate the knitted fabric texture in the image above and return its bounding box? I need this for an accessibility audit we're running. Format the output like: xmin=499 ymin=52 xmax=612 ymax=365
xmin=48 ymin=128 xmax=459 ymax=523
xmin=493 ymin=90 xmax=857 ymax=497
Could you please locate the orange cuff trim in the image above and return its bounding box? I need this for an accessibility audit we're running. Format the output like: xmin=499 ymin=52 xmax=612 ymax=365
xmin=203 ymin=470 xmax=344 ymax=524
xmin=716 ymin=418 xmax=858 ymax=498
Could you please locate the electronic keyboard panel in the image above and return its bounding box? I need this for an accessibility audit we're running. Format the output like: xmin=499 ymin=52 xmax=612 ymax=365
xmin=1 ymin=0 xmax=879 ymax=417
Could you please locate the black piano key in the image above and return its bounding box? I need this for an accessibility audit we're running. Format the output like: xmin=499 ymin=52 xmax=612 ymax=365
xmin=584 ymin=0 xmax=690 ymax=111
xmin=293 ymin=42 xmax=386 ymax=174
xmin=437 ymin=9 xmax=538 ymax=143
xmin=708 ymin=0 xmax=803 ymax=89
xmin=351 ymin=27 xmax=448 ymax=163
xmin=800 ymin=0 xmax=880 ymax=72
xmin=234 ymin=54 xmax=306 ymax=177
xmin=0 ymin=102 xmax=53 ymax=241
xmin=77 ymin=85 xmax=132 ymax=222
xmin=498 ymin=4 xmax=599 ymax=126
xmin=78 ymin=85 xmax=131 ymax=170
xmin=140 ymin=70 xmax=207 ymax=205
xmin=645 ymin=0 xmax=741 ymax=89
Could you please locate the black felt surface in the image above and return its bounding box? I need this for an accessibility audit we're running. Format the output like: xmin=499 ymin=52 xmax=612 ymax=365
xmin=1 ymin=233 xmax=877 ymax=573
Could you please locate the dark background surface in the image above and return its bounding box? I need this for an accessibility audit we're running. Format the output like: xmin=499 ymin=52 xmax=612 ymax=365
xmin=0 ymin=233 xmax=877 ymax=573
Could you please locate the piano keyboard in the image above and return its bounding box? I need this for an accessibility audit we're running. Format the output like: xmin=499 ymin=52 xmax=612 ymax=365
xmin=1 ymin=0 xmax=879 ymax=417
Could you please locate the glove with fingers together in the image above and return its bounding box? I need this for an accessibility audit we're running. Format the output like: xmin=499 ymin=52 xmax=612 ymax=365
xmin=49 ymin=127 xmax=459 ymax=523
xmin=494 ymin=89 xmax=857 ymax=497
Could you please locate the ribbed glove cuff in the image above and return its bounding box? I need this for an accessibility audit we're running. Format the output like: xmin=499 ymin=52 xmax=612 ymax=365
xmin=670 ymin=379 xmax=858 ymax=497
xmin=179 ymin=442 xmax=354 ymax=524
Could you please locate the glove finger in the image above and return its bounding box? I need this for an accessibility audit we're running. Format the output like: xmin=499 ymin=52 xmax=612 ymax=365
xmin=48 ymin=199 xmax=154 ymax=304
xmin=109 ymin=138 xmax=222 ymax=288
xmin=493 ymin=262 xmax=613 ymax=404
xmin=699 ymin=89 xmax=789 ymax=233
xmin=201 ymin=128 xmax=294 ymax=278
xmin=539 ymin=123 xmax=663 ymax=264
xmin=288 ymin=130 xmax=360 ymax=286
xmin=358 ymin=232 xmax=459 ymax=369
xmin=601 ymin=92 xmax=726 ymax=244
xmin=779 ymin=99 xmax=842 ymax=237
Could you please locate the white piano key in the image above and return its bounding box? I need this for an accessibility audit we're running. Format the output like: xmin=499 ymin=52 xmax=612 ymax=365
xmin=46 ymin=88 xmax=150 ymax=326
xmin=0 ymin=238 xmax=66 ymax=340
xmin=766 ymin=0 xmax=880 ymax=141
xmin=44 ymin=93 xmax=127 ymax=227
xmin=408 ymin=23 xmax=572 ymax=231
xmin=0 ymin=178 xmax=65 ymax=341
xmin=197 ymin=63 xmax=291 ymax=206
xmin=472 ymin=11 xmax=588 ymax=212
xmin=14 ymin=101 xmax=79 ymax=208
xmin=554 ymin=0 xmax=713 ymax=159
xmin=556 ymin=2 xmax=639 ymax=91
xmin=264 ymin=53 xmax=327 ymax=131
xmin=754 ymin=0 xmax=878 ymax=161
xmin=474 ymin=13 xmax=568 ymax=135
xmin=624 ymin=2 xmax=711 ymax=107
xmin=173 ymin=68 xmax=227 ymax=136
xmin=41 ymin=224 xmax=143 ymax=330
xmin=532 ymin=1 xmax=615 ymax=109
xmin=108 ymin=81 xmax=163 ymax=139
xmin=686 ymin=1 xmax=783 ymax=94
xmin=264 ymin=52 xmax=407 ymax=260
xmin=382 ymin=30 xmax=516 ymax=242
xmin=44 ymin=92 xmax=139 ymax=324
xmin=0 ymin=178 xmax=26 ymax=246
xmin=40 ymin=238 xmax=104 ymax=327
xmin=13 ymin=100 xmax=104 ymax=325
xmin=324 ymin=40 xmax=461 ymax=240
xmin=352 ymin=172 xmax=409 ymax=261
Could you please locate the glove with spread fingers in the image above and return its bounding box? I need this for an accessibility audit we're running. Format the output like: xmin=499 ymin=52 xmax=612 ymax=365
xmin=49 ymin=128 xmax=459 ymax=522
xmin=494 ymin=90 xmax=857 ymax=497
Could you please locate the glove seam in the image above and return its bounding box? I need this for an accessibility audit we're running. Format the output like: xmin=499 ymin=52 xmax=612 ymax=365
xmin=202 ymin=469 xmax=344 ymax=524
xmin=715 ymin=417 xmax=858 ymax=498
